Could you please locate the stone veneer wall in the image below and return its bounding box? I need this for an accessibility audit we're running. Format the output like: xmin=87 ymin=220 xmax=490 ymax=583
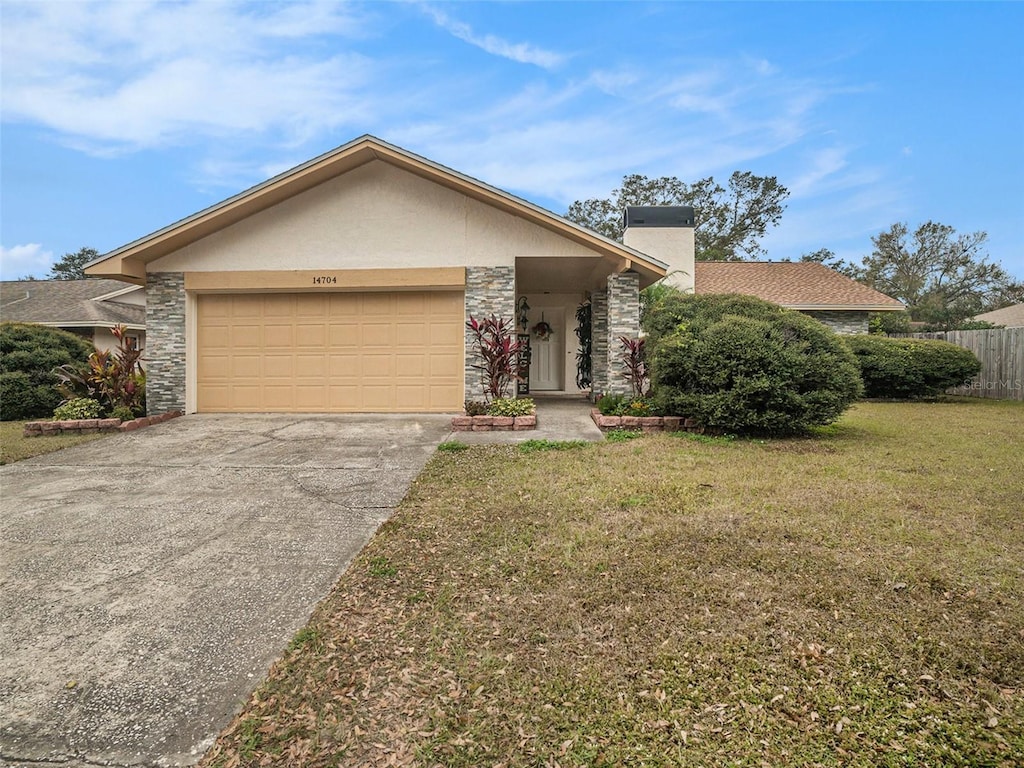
xmin=146 ymin=272 xmax=187 ymax=414
xmin=464 ymin=266 xmax=516 ymax=402
xmin=803 ymin=310 xmax=869 ymax=335
xmin=605 ymin=271 xmax=640 ymax=396
xmin=590 ymin=289 xmax=608 ymax=398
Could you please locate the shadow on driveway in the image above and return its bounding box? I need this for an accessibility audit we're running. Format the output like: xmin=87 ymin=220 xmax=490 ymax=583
xmin=0 ymin=414 xmax=451 ymax=767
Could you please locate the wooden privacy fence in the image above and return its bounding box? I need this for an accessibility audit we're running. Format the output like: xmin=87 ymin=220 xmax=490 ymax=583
xmin=897 ymin=329 xmax=1023 ymax=401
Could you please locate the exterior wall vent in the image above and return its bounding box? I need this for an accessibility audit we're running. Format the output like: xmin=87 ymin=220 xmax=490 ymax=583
xmin=623 ymin=206 xmax=695 ymax=229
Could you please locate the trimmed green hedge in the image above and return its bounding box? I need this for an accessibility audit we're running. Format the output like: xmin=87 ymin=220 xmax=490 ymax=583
xmin=647 ymin=294 xmax=862 ymax=436
xmin=843 ymin=335 xmax=981 ymax=398
xmin=0 ymin=322 xmax=94 ymax=420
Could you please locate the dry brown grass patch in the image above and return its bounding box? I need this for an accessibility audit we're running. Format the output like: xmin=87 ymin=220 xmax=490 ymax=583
xmin=202 ymin=399 xmax=1024 ymax=767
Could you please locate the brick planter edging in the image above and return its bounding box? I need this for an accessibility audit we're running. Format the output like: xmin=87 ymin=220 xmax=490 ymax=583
xmin=591 ymin=409 xmax=701 ymax=433
xmin=23 ymin=411 xmax=183 ymax=438
xmin=451 ymin=414 xmax=537 ymax=432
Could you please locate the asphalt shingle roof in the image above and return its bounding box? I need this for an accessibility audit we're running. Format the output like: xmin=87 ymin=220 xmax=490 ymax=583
xmin=974 ymin=303 xmax=1024 ymax=328
xmin=694 ymin=261 xmax=905 ymax=310
xmin=0 ymin=279 xmax=145 ymax=327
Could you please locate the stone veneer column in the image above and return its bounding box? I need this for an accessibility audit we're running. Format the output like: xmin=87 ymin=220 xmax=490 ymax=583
xmin=464 ymin=266 xmax=516 ymax=402
xmin=590 ymin=288 xmax=608 ymax=398
xmin=145 ymin=272 xmax=187 ymax=414
xmin=803 ymin=310 xmax=869 ymax=335
xmin=606 ymin=271 xmax=640 ymax=397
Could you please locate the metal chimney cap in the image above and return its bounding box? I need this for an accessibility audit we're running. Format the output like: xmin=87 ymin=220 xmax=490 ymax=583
xmin=623 ymin=206 xmax=695 ymax=228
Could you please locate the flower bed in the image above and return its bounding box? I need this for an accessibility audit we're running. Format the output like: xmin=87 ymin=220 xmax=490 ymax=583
xmin=591 ymin=409 xmax=701 ymax=433
xmin=451 ymin=414 xmax=536 ymax=432
xmin=23 ymin=411 xmax=183 ymax=437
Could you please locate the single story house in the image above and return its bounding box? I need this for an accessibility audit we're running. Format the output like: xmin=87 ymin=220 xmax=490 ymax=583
xmin=0 ymin=278 xmax=146 ymax=352
xmin=85 ymin=135 xmax=901 ymax=415
xmin=973 ymin=302 xmax=1024 ymax=328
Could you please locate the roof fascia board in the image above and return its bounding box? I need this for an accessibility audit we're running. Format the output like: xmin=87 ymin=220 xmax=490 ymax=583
xmin=91 ymin=284 xmax=145 ymax=302
xmin=85 ymin=135 xmax=667 ymax=279
xmin=782 ymin=303 xmax=906 ymax=311
xmin=31 ymin=321 xmax=146 ymax=330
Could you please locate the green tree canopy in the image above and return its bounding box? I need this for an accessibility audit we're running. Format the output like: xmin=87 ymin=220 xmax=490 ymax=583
xmin=857 ymin=222 xmax=1023 ymax=329
xmin=565 ymin=172 xmax=788 ymax=261
xmin=48 ymin=247 xmax=99 ymax=280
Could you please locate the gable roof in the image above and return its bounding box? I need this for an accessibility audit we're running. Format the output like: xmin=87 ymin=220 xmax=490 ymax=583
xmin=694 ymin=261 xmax=905 ymax=311
xmin=85 ymin=134 xmax=667 ymax=287
xmin=0 ymin=279 xmax=146 ymax=329
xmin=974 ymin=302 xmax=1024 ymax=327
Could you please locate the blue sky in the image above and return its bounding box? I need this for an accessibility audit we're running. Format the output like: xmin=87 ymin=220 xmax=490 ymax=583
xmin=2 ymin=1 xmax=1022 ymax=281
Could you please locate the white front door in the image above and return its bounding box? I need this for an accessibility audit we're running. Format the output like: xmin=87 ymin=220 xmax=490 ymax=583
xmin=529 ymin=307 xmax=564 ymax=391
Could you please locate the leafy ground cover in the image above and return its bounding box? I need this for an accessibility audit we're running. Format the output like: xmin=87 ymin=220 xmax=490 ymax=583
xmin=0 ymin=420 xmax=106 ymax=465
xmin=202 ymin=399 xmax=1023 ymax=767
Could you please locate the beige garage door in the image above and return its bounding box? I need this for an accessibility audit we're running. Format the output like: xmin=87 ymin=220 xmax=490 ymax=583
xmin=197 ymin=291 xmax=464 ymax=412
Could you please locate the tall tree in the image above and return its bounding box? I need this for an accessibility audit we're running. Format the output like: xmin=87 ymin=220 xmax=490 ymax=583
xmin=48 ymin=247 xmax=99 ymax=280
xmin=565 ymin=172 xmax=788 ymax=261
xmin=861 ymin=222 xmax=1023 ymax=329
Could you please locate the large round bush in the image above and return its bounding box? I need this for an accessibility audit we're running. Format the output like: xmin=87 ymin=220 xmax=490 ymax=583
xmin=647 ymin=294 xmax=863 ymax=435
xmin=0 ymin=322 xmax=94 ymax=420
xmin=843 ymin=335 xmax=981 ymax=398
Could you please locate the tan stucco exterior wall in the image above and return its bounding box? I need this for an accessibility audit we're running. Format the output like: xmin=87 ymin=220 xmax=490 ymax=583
xmin=623 ymin=226 xmax=695 ymax=292
xmin=150 ymin=161 xmax=601 ymax=273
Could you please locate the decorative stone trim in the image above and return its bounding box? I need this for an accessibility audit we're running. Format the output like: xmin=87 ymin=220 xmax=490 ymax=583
xmin=464 ymin=266 xmax=516 ymax=402
xmin=591 ymin=409 xmax=700 ymax=433
xmin=451 ymin=414 xmax=536 ymax=432
xmin=146 ymin=272 xmax=187 ymax=414
xmin=23 ymin=411 xmax=183 ymax=438
xmin=605 ymin=272 xmax=640 ymax=397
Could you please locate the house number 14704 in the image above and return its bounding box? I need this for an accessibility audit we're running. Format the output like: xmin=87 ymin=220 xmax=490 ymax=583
xmin=312 ymin=276 xmax=337 ymax=285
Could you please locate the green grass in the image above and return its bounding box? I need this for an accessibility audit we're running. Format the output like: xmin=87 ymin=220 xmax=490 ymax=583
xmin=0 ymin=420 xmax=108 ymax=465
xmin=201 ymin=398 xmax=1024 ymax=767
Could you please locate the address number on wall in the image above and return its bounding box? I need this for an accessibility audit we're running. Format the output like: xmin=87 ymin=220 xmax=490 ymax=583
xmin=312 ymin=276 xmax=338 ymax=285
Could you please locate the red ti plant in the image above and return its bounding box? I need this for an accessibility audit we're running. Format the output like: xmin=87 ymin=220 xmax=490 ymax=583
xmin=466 ymin=315 xmax=525 ymax=401
xmin=54 ymin=324 xmax=145 ymax=415
xmin=619 ymin=336 xmax=649 ymax=398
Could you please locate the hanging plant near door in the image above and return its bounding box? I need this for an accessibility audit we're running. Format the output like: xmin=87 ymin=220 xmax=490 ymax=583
xmin=575 ymin=300 xmax=592 ymax=390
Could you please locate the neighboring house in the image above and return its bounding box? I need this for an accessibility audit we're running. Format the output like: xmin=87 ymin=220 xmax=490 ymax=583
xmin=693 ymin=261 xmax=905 ymax=334
xmin=83 ymin=135 xmax=902 ymax=416
xmin=0 ymin=279 xmax=146 ymax=352
xmin=973 ymin=303 xmax=1024 ymax=328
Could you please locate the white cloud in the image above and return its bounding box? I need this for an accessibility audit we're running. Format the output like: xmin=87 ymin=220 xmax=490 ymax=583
xmin=423 ymin=6 xmax=565 ymax=69
xmin=0 ymin=244 xmax=55 ymax=280
xmin=0 ymin=0 xmax=372 ymax=152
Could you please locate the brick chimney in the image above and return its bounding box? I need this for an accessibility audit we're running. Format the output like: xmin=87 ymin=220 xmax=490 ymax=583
xmin=622 ymin=206 xmax=695 ymax=291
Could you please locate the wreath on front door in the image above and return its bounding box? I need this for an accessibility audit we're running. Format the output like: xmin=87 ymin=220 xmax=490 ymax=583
xmin=532 ymin=319 xmax=554 ymax=341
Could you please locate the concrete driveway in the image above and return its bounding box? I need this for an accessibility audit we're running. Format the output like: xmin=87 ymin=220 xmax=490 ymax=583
xmin=0 ymin=413 xmax=452 ymax=768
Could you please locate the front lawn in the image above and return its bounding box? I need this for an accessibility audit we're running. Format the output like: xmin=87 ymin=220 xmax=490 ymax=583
xmin=203 ymin=399 xmax=1023 ymax=767
xmin=0 ymin=420 xmax=107 ymax=465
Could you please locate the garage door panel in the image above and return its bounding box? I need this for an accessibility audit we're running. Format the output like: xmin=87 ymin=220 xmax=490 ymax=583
xmin=198 ymin=291 xmax=463 ymax=412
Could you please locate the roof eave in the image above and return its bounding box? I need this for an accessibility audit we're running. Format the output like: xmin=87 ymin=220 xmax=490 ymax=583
xmin=85 ymin=135 xmax=667 ymax=284
xmin=781 ymin=303 xmax=906 ymax=312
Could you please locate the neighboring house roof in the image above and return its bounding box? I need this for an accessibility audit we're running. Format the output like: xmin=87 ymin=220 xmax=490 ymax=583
xmin=0 ymin=279 xmax=146 ymax=329
xmin=694 ymin=261 xmax=905 ymax=311
xmin=973 ymin=302 xmax=1024 ymax=328
xmin=85 ymin=134 xmax=668 ymax=287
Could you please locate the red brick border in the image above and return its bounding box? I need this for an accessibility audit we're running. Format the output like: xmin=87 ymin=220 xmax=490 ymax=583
xmin=451 ymin=414 xmax=537 ymax=432
xmin=591 ymin=409 xmax=700 ymax=433
xmin=23 ymin=411 xmax=183 ymax=438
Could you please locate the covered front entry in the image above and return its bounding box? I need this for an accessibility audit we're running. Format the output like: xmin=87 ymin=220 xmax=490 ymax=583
xmin=196 ymin=291 xmax=464 ymax=412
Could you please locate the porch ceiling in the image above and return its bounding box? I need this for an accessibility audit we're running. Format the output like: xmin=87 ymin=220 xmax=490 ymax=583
xmin=516 ymin=255 xmax=661 ymax=293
